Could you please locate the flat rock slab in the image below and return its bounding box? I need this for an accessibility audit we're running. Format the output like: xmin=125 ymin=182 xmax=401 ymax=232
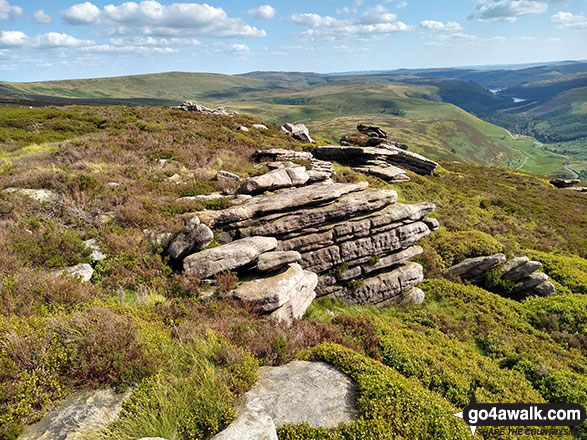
xmin=210 ymin=411 xmax=278 ymax=440
xmin=20 ymin=388 xmax=131 ymax=440
xmin=240 ymin=361 xmax=357 ymax=428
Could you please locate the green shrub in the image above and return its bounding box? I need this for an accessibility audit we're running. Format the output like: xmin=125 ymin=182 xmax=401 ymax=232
xmin=527 ymin=251 xmax=587 ymax=294
xmin=432 ymin=230 xmax=503 ymax=267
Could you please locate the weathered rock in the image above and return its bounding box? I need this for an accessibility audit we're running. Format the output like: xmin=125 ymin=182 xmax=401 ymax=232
xmin=500 ymin=257 xmax=543 ymax=282
xmin=422 ymin=217 xmax=440 ymax=231
xmin=184 ymin=236 xmax=277 ymax=279
xmin=231 ymin=263 xmax=314 ymax=312
xmin=281 ymin=123 xmax=314 ymax=143
xmin=534 ymin=281 xmax=556 ymax=296
xmin=448 ymin=253 xmax=507 ymax=283
xmin=84 ymin=239 xmax=107 ymax=262
xmin=3 ymin=187 xmax=60 ymax=203
xmin=269 ymin=272 xmax=317 ymax=326
xmin=237 ymin=126 xmax=250 ymax=132
xmin=257 ymin=251 xmax=302 ymax=272
xmin=253 ymin=124 xmax=269 ymax=130
xmin=565 ymin=186 xmax=587 ymax=193
xmin=238 ymin=167 xmax=310 ymax=194
xmin=144 ymin=229 xmax=174 ymax=249
xmin=399 ymin=287 xmax=425 ymax=306
xmin=355 ymin=164 xmax=410 ymax=183
xmin=550 ymin=178 xmax=580 ymax=188
xmin=167 ymin=173 xmax=182 ymax=184
xmin=216 ymin=170 xmax=242 ymax=195
xmin=167 ymin=216 xmax=214 ymax=261
xmin=210 ymin=411 xmax=278 ymax=440
xmin=336 ymin=262 xmax=424 ymax=305
xmin=512 ymin=272 xmax=549 ymax=295
xmin=357 ymin=124 xmax=387 ymax=138
xmin=20 ymin=388 xmax=131 ymax=440
xmin=174 ymin=101 xmax=233 ymax=116
xmin=241 ymin=188 xmax=397 ymax=238
xmin=253 ymin=148 xmax=314 ymax=163
xmin=53 ymin=264 xmax=94 ymax=283
xmin=198 ymin=182 xmax=368 ymax=227
xmin=362 ymin=246 xmax=423 ymax=275
xmin=238 ymin=361 xmax=357 ymax=428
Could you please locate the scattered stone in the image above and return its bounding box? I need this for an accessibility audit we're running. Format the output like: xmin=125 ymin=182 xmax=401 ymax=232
xmin=448 ymin=253 xmax=507 ymax=283
xmin=422 ymin=217 xmax=440 ymax=231
xmin=106 ymin=182 xmax=120 ymax=188
xmin=355 ymin=164 xmax=410 ymax=183
xmin=270 ymin=279 xmax=316 ymax=326
xmin=144 ymin=229 xmax=174 ymax=249
xmin=166 ymin=216 xmax=214 ymax=261
xmin=174 ymin=101 xmax=233 ymax=116
xmin=83 ymin=239 xmax=107 ymax=262
xmin=216 ymin=170 xmax=242 ymax=195
xmin=534 ymin=281 xmax=556 ymax=296
xmin=512 ymin=272 xmax=549 ymax=296
xmin=357 ymin=124 xmax=387 ymax=138
xmin=20 ymin=388 xmax=131 ymax=440
xmin=399 ymin=287 xmax=425 ymax=306
xmin=3 ymin=187 xmax=60 ymax=203
xmin=252 ymin=124 xmax=269 ymax=130
xmin=237 ymin=126 xmax=250 ymax=132
xmin=281 ymin=123 xmax=314 ymax=143
xmin=257 ymin=251 xmax=302 ymax=272
xmin=500 ymin=257 xmax=542 ymax=282
xmin=184 ymin=236 xmax=277 ymax=279
xmin=180 ymin=193 xmax=225 ymax=202
xmin=53 ymin=264 xmax=94 ymax=283
xmin=550 ymin=178 xmax=580 ymax=188
xmin=166 ymin=173 xmax=182 ymax=184
xmin=564 ymin=186 xmax=587 ymax=193
xmin=253 ymin=149 xmax=314 ymax=163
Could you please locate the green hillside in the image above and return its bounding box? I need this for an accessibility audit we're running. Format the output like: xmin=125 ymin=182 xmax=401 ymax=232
xmin=0 ymin=106 xmax=586 ymax=439
xmin=0 ymin=71 xmax=579 ymax=177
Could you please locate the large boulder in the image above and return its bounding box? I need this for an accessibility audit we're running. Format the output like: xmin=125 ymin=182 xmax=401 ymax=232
xmin=534 ymin=280 xmax=556 ymax=296
xmin=550 ymin=178 xmax=580 ymax=188
xmin=355 ymin=164 xmax=410 ymax=183
xmin=52 ymin=264 xmax=94 ymax=283
xmin=281 ymin=123 xmax=314 ymax=143
xmin=512 ymin=272 xmax=549 ymax=296
xmin=84 ymin=239 xmax=107 ymax=262
xmin=183 ymin=236 xmax=277 ymax=279
xmin=239 ymin=361 xmax=357 ymax=428
xmin=166 ymin=216 xmax=214 ymax=261
xmin=357 ymin=124 xmax=387 ymax=138
xmin=231 ymin=263 xmax=315 ymax=313
xmin=20 ymin=388 xmax=131 ymax=440
xmin=3 ymin=187 xmax=60 ymax=203
xmin=216 ymin=170 xmax=242 ymax=195
xmin=448 ymin=253 xmax=507 ymax=283
xmin=210 ymin=411 xmax=278 ymax=440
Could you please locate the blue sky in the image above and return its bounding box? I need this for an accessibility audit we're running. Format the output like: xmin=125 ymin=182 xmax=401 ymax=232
xmin=0 ymin=0 xmax=585 ymax=81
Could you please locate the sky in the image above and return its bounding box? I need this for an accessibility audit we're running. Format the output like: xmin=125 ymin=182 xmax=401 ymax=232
xmin=0 ymin=0 xmax=586 ymax=82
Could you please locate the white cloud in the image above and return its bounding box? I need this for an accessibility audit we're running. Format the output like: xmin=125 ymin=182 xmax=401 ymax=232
xmin=291 ymin=6 xmax=410 ymax=40
xmin=0 ymin=30 xmax=94 ymax=48
xmin=396 ymin=1 xmax=408 ymax=8
xmin=551 ymin=11 xmax=587 ymax=29
xmin=426 ymin=32 xmax=507 ymax=46
xmin=336 ymin=6 xmax=357 ymax=15
xmin=109 ymin=36 xmax=201 ymax=46
xmin=0 ymin=0 xmax=22 ymax=20
xmin=82 ymin=44 xmax=178 ymax=54
xmin=247 ymin=5 xmax=276 ymax=19
xmin=420 ymin=20 xmax=463 ymax=31
xmin=471 ymin=0 xmax=568 ymax=22
xmin=34 ymin=10 xmax=53 ymax=24
xmin=359 ymin=5 xmax=397 ymax=24
xmin=62 ymin=2 xmax=101 ymax=24
xmin=61 ymin=1 xmax=267 ymax=38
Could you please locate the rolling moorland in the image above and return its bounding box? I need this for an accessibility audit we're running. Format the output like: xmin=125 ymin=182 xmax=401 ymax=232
xmin=0 ymin=104 xmax=586 ymax=439
xmin=1 ymin=60 xmax=586 ymax=179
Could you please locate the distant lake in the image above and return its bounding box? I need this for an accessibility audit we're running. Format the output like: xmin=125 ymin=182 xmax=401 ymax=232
xmin=488 ymin=88 xmax=526 ymax=103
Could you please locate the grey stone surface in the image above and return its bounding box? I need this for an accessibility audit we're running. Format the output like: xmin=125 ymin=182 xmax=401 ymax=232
xmin=534 ymin=280 xmax=556 ymax=296
xmin=217 ymin=170 xmax=242 ymax=195
xmin=240 ymin=361 xmax=357 ymax=428
xmin=257 ymin=251 xmax=302 ymax=272
xmin=83 ymin=239 xmax=107 ymax=262
xmin=281 ymin=123 xmax=314 ymax=143
xmin=3 ymin=187 xmax=60 ymax=203
xmin=231 ymin=263 xmax=312 ymax=312
xmin=448 ymin=253 xmax=507 ymax=283
xmin=355 ymin=164 xmax=410 ymax=183
xmin=399 ymin=287 xmax=426 ymax=306
xmin=500 ymin=257 xmax=543 ymax=282
xmin=238 ymin=167 xmax=309 ymax=195
xmin=167 ymin=216 xmax=214 ymax=261
xmin=210 ymin=411 xmax=278 ymax=440
xmin=184 ymin=236 xmax=277 ymax=279
xmin=550 ymin=178 xmax=580 ymax=188
xmin=269 ymin=272 xmax=317 ymax=326
xmin=512 ymin=272 xmax=549 ymax=295
xmin=253 ymin=124 xmax=269 ymax=130
xmin=20 ymin=388 xmax=131 ymax=440
xmin=198 ymin=182 xmax=368 ymax=227
xmin=53 ymin=264 xmax=94 ymax=283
